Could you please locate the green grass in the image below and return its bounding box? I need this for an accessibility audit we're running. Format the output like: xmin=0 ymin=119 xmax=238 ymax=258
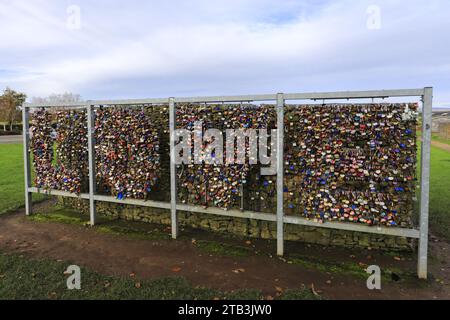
xmin=29 ymin=208 xmax=91 ymax=225
xmin=29 ymin=207 xmax=171 ymax=241
xmin=432 ymin=134 xmax=450 ymax=146
xmin=428 ymin=145 xmax=450 ymax=239
xmin=0 ymin=144 xmax=44 ymax=214
xmin=0 ymin=252 xmax=318 ymax=300
xmin=194 ymin=239 xmax=253 ymax=257
xmin=285 ymin=254 xmax=417 ymax=284
xmin=417 ymin=130 xmax=450 ymax=146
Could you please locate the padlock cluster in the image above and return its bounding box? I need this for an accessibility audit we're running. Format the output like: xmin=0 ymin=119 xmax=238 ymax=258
xmin=30 ymin=109 xmax=88 ymax=194
xmin=29 ymin=102 xmax=417 ymax=228
xmin=283 ymin=103 xmax=418 ymax=227
xmin=94 ymin=106 xmax=164 ymax=200
xmin=176 ymin=104 xmax=276 ymax=209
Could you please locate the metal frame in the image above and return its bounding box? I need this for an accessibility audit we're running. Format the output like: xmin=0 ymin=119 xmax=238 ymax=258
xmin=22 ymin=88 xmax=433 ymax=279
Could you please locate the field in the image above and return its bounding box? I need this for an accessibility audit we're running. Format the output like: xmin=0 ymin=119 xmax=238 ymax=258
xmin=0 ymin=144 xmax=44 ymax=214
xmin=0 ymin=141 xmax=449 ymax=300
xmin=427 ymin=145 xmax=450 ymax=238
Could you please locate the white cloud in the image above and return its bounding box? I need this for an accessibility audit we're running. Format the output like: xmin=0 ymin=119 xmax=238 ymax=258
xmin=0 ymin=0 xmax=449 ymax=106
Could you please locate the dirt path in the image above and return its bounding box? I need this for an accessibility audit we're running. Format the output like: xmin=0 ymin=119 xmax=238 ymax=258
xmin=1 ymin=205 xmax=449 ymax=300
xmin=431 ymin=140 xmax=450 ymax=152
xmin=0 ymin=135 xmax=21 ymax=144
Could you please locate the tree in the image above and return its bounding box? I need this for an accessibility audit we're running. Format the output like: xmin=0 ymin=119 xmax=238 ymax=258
xmin=0 ymin=88 xmax=27 ymax=131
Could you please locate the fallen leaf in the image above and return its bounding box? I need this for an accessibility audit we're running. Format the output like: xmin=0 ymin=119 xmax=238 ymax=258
xmin=311 ymin=284 xmax=320 ymax=297
xmin=129 ymin=273 xmax=136 ymax=277
xmin=266 ymin=295 xmax=274 ymax=300
xmin=135 ymin=282 xmax=141 ymax=289
xmin=232 ymin=268 xmax=246 ymax=274
xmin=245 ymin=241 xmax=252 ymax=245
xmin=326 ymin=280 xmax=332 ymax=285
xmin=172 ymin=267 xmax=182 ymax=272
xmin=394 ymin=256 xmax=402 ymax=261
xmin=275 ymin=286 xmax=283 ymax=292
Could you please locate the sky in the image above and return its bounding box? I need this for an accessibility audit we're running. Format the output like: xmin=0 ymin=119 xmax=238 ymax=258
xmin=0 ymin=0 xmax=449 ymax=107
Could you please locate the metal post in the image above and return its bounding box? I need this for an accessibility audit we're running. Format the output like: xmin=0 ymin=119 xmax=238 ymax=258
xmin=22 ymin=107 xmax=32 ymax=216
xmin=87 ymin=105 xmax=96 ymax=226
xmin=169 ymin=97 xmax=178 ymax=239
xmin=418 ymin=87 xmax=433 ymax=279
xmin=276 ymin=93 xmax=285 ymax=256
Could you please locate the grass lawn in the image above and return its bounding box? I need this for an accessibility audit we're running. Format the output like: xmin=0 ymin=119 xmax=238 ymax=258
xmin=0 ymin=144 xmax=44 ymax=214
xmin=428 ymin=145 xmax=450 ymax=238
xmin=432 ymin=134 xmax=450 ymax=146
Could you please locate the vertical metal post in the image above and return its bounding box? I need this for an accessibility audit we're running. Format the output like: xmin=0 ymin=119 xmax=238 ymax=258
xmin=22 ymin=106 xmax=32 ymax=216
xmin=418 ymin=87 xmax=433 ymax=279
xmin=276 ymin=93 xmax=285 ymax=256
xmin=240 ymin=184 xmax=244 ymax=211
xmin=169 ymin=98 xmax=178 ymax=239
xmin=87 ymin=105 xmax=96 ymax=226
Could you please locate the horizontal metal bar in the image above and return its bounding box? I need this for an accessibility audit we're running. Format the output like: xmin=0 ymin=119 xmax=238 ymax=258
xmin=91 ymin=98 xmax=169 ymax=106
xmin=283 ymin=216 xmax=420 ymax=239
xmin=28 ymin=187 xmax=419 ymax=239
xmin=22 ymin=89 xmax=426 ymax=108
xmin=173 ymin=94 xmax=277 ymax=103
xmin=29 ymin=187 xmax=90 ymax=199
xmin=176 ymin=204 xmax=277 ymax=222
xmin=23 ymin=102 xmax=89 ymax=108
xmin=284 ymin=89 xmax=425 ymax=101
xmin=28 ymin=188 xmax=170 ymax=208
xmin=94 ymin=194 xmax=171 ymax=209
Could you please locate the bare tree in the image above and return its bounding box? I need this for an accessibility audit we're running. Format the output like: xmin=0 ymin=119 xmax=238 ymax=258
xmin=0 ymin=88 xmax=27 ymax=131
xmin=31 ymin=92 xmax=83 ymax=104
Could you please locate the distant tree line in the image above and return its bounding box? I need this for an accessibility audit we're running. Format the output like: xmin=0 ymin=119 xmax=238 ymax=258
xmin=0 ymin=89 xmax=82 ymax=132
xmin=0 ymin=88 xmax=26 ymax=131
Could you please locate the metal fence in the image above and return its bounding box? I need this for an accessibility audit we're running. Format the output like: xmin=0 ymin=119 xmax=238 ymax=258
xmin=22 ymin=88 xmax=433 ymax=279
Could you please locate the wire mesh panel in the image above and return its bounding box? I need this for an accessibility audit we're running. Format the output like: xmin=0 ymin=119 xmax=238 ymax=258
xmin=284 ymin=103 xmax=418 ymax=228
xmin=94 ymin=105 xmax=170 ymax=201
xmin=30 ymin=109 xmax=88 ymax=194
xmin=175 ymin=103 xmax=276 ymax=211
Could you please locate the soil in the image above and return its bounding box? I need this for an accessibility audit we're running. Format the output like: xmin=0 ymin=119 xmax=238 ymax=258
xmin=431 ymin=140 xmax=450 ymax=152
xmin=0 ymin=201 xmax=449 ymax=300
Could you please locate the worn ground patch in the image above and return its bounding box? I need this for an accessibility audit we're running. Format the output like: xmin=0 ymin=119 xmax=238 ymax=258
xmin=0 ymin=201 xmax=449 ymax=299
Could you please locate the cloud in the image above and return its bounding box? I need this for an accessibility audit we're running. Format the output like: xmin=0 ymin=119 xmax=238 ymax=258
xmin=0 ymin=0 xmax=449 ymax=106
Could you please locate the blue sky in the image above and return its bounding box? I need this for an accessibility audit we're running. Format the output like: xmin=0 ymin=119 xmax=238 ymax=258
xmin=0 ymin=0 xmax=449 ymax=107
